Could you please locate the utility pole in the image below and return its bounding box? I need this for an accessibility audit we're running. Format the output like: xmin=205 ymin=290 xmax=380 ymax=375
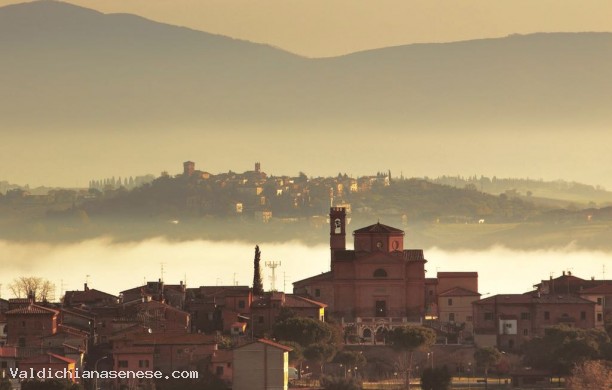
xmin=266 ymin=261 xmax=281 ymax=291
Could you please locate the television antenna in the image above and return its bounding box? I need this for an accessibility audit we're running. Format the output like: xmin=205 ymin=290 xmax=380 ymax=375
xmin=266 ymin=260 xmax=282 ymax=291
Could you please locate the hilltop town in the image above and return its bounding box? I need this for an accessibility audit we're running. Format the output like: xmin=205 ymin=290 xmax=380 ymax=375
xmin=3 ymin=162 xmax=612 ymax=251
xmin=1 ymin=209 xmax=611 ymax=389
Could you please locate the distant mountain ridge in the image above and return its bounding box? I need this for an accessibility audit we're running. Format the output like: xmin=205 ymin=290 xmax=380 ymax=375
xmin=3 ymin=0 xmax=612 ymax=190
xmin=2 ymin=0 xmax=612 ymax=130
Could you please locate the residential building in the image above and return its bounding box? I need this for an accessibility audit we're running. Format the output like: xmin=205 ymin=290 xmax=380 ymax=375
xmin=18 ymin=353 xmax=77 ymax=383
xmin=473 ymin=292 xmax=595 ymax=350
xmin=250 ymin=292 xmax=326 ymax=336
xmin=4 ymin=302 xmax=59 ymax=351
xmin=233 ymin=339 xmax=292 ymax=390
xmin=63 ymin=283 xmax=118 ymax=307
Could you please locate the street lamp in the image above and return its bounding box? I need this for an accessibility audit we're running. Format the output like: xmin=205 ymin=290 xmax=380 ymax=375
xmin=427 ymin=351 xmax=434 ymax=369
xmin=94 ymin=355 xmax=108 ymax=390
xmin=467 ymin=362 xmax=472 ymax=390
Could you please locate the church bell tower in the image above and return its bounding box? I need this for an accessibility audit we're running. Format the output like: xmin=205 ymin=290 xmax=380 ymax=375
xmin=329 ymin=207 xmax=346 ymax=261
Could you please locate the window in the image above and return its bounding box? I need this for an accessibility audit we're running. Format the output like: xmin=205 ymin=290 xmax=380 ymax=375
xmin=216 ymin=366 xmax=224 ymax=376
xmin=21 ymin=321 xmax=26 ymax=328
xmin=373 ymin=269 xmax=388 ymax=278
xmin=597 ymin=313 xmax=603 ymax=322
xmin=580 ymin=311 xmax=586 ymax=320
xmin=258 ymin=316 xmax=264 ymax=324
xmin=520 ymin=312 xmax=531 ymax=320
xmin=523 ymin=328 xmax=529 ymax=336
xmin=597 ymin=297 xmax=603 ymax=305
xmin=484 ymin=313 xmax=493 ymax=320
xmin=508 ymin=340 xmax=514 ymax=349
xmin=429 ymin=290 xmax=433 ymax=296
xmin=448 ymin=299 xmax=453 ymax=306
xmin=138 ymin=360 xmax=149 ymax=368
xmin=466 ymin=316 xmax=473 ymax=322
xmin=449 ymin=313 xmax=455 ymax=322
xmin=375 ymin=301 xmax=387 ymax=317
xmin=544 ymin=311 xmax=550 ymax=320
xmin=315 ymin=289 xmax=321 ymax=297
xmin=118 ymin=360 xmax=128 ymax=368
xmin=238 ymin=300 xmax=245 ymax=309
xmin=18 ymin=337 xmax=25 ymax=347
xmin=1 ymin=362 xmax=7 ymax=368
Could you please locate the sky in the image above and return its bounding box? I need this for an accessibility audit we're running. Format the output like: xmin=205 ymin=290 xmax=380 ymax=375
xmin=2 ymin=0 xmax=612 ymax=57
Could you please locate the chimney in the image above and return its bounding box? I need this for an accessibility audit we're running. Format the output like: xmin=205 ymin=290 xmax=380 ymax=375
xmin=562 ymin=271 xmax=566 ymax=276
xmin=84 ymin=283 xmax=89 ymax=291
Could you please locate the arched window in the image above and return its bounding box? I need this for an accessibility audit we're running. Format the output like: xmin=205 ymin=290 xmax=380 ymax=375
xmin=373 ymin=268 xmax=388 ymax=278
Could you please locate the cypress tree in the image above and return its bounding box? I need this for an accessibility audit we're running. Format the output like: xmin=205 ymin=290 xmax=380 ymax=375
xmin=253 ymin=245 xmax=264 ymax=295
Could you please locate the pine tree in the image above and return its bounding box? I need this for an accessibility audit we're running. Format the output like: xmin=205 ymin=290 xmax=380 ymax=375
xmin=252 ymin=245 xmax=264 ymax=296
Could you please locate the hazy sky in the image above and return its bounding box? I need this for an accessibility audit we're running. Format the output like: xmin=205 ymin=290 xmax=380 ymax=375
xmin=2 ymin=0 xmax=612 ymax=57
xmin=2 ymin=0 xmax=612 ymax=188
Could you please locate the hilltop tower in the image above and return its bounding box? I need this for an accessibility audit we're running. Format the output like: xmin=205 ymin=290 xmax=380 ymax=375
xmin=183 ymin=161 xmax=195 ymax=176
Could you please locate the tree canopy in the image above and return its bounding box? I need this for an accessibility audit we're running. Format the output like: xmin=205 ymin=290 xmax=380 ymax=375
xmin=388 ymin=326 xmax=436 ymax=353
xmin=9 ymin=276 xmax=55 ymax=301
xmin=566 ymin=360 xmax=612 ymax=389
xmin=252 ymin=245 xmax=264 ymax=296
xmin=272 ymin=317 xmax=338 ymax=347
xmin=522 ymin=325 xmax=611 ymax=376
xmin=473 ymin=346 xmax=502 ymax=377
xmin=420 ymin=366 xmax=452 ymax=390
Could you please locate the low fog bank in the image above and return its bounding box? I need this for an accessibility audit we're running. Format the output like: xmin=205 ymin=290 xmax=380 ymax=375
xmin=1 ymin=239 xmax=609 ymax=301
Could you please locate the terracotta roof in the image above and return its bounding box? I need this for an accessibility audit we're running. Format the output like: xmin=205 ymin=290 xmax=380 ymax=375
xmin=113 ymin=346 xmax=154 ymax=355
xmin=115 ymin=332 xmax=217 ymax=346
xmin=293 ymin=271 xmax=333 ymax=286
xmin=21 ymin=352 xmax=76 ymax=365
xmin=580 ymin=283 xmax=612 ymax=294
xmin=255 ymin=338 xmax=293 ymax=352
xmin=5 ymin=304 xmax=59 ymax=316
xmin=0 ymin=347 xmax=17 ymax=358
xmin=61 ymin=307 xmax=95 ymax=320
xmin=438 ymin=287 xmax=481 ymax=297
xmin=64 ymin=289 xmax=117 ymax=304
xmin=476 ymin=293 xmax=595 ymax=305
xmin=405 ymin=250 xmax=425 ymax=261
xmin=284 ymin=295 xmax=327 ymax=308
xmin=353 ymin=222 xmax=404 ymax=235
xmin=334 ymin=251 xmax=356 ymax=260
xmin=437 ymin=272 xmax=478 ymax=278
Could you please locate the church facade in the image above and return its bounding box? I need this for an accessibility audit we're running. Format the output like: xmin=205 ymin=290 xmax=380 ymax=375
xmin=294 ymin=207 xmax=480 ymax=341
xmin=294 ymin=207 xmax=427 ymax=322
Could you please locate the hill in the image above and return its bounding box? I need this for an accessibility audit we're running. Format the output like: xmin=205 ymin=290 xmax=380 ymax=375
xmin=2 ymin=1 xmax=612 ymax=189
xmin=4 ymin=170 xmax=612 ymax=251
xmin=2 ymin=1 xmax=612 ymax=130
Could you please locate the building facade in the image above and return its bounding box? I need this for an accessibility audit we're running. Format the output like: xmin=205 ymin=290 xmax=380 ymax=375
xmin=233 ymin=339 xmax=291 ymax=390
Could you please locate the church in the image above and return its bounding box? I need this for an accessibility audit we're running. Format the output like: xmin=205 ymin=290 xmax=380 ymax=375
xmin=293 ymin=207 xmax=479 ymax=340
